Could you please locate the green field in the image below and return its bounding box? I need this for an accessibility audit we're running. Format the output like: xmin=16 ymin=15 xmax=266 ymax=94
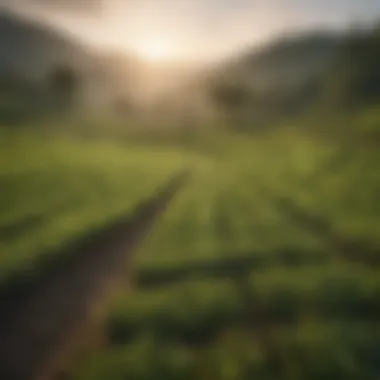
xmin=0 ymin=129 xmax=195 ymax=285
xmin=1 ymin=124 xmax=379 ymax=380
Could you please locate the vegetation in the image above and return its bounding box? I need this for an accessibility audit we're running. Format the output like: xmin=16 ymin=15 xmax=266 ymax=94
xmin=0 ymin=8 xmax=380 ymax=380
xmin=70 ymin=126 xmax=380 ymax=380
xmin=0 ymin=129 xmax=191 ymax=286
xmin=207 ymin=23 xmax=380 ymax=128
xmin=322 ymin=24 xmax=380 ymax=109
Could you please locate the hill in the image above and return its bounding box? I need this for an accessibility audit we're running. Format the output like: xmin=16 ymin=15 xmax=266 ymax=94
xmin=0 ymin=10 xmax=142 ymax=124
xmin=204 ymin=25 xmax=380 ymax=128
xmin=202 ymin=31 xmax=344 ymax=127
xmin=0 ymin=10 xmax=91 ymax=80
xmin=234 ymin=31 xmax=342 ymax=92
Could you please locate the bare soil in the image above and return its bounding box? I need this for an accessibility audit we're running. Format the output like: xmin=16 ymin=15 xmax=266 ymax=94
xmin=0 ymin=171 xmax=189 ymax=380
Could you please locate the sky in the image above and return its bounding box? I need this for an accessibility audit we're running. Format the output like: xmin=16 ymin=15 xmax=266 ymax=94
xmin=2 ymin=0 xmax=380 ymax=61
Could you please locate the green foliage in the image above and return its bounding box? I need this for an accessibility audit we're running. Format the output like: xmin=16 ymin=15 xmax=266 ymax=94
xmin=210 ymin=81 xmax=252 ymax=111
xmin=0 ymin=129 xmax=191 ymax=285
xmin=71 ymin=126 xmax=380 ymax=380
xmin=317 ymin=23 xmax=380 ymax=113
xmin=0 ymin=73 xmax=46 ymax=124
xmin=207 ymin=24 xmax=380 ymax=131
xmin=1 ymin=116 xmax=379 ymax=379
xmin=206 ymin=31 xmax=341 ymax=128
xmin=48 ymin=64 xmax=78 ymax=111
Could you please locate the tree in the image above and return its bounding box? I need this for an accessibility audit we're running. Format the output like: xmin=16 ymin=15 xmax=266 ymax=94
xmin=49 ymin=64 xmax=78 ymax=111
xmin=209 ymin=81 xmax=253 ymax=127
xmin=211 ymin=82 xmax=251 ymax=110
xmin=323 ymin=24 xmax=380 ymax=109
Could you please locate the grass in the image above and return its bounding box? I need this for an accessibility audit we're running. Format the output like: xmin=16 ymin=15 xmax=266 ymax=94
xmin=1 ymin=121 xmax=379 ymax=379
xmin=72 ymin=126 xmax=380 ymax=379
xmin=0 ymin=129 xmax=195 ymax=285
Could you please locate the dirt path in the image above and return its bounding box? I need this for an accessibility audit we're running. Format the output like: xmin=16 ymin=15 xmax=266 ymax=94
xmin=0 ymin=171 xmax=189 ymax=380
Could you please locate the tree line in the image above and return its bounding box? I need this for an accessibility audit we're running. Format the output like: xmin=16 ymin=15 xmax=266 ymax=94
xmin=207 ymin=22 xmax=380 ymax=129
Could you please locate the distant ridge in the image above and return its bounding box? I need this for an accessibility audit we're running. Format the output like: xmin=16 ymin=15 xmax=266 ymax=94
xmin=0 ymin=9 xmax=92 ymax=80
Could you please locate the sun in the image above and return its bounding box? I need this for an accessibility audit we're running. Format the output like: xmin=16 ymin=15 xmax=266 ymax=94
xmin=136 ymin=38 xmax=174 ymax=62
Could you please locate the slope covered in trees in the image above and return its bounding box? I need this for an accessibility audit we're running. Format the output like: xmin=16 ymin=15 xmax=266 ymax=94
xmin=0 ymin=10 xmax=141 ymax=124
xmin=206 ymin=24 xmax=380 ymax=129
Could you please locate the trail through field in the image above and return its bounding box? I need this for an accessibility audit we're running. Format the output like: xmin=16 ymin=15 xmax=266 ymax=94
xmin=0 ymin=171 xmax=189 ymax=380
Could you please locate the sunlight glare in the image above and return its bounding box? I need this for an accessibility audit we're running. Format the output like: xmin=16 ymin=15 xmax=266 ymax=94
xmin=135 ymin=37 xmax=174 ymax=62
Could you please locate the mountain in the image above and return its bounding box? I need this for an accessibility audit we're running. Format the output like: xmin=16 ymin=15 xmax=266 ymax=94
xmin=0 ymin=10 xmax=206 ymax=125
xmin=201 ymin=31 xmax=345 ymax=126
xmin=138 ymin=33 xmax=343 ymax=129
xmin=211 ymin=31 xmax=343 ymax=93
xmin=0 ymin=10 xmax=146 ymax=124
xmin=0 ymin=10 xmax=91 ymax=80
xmin=321 ymin=23 xmax=380 ymax=109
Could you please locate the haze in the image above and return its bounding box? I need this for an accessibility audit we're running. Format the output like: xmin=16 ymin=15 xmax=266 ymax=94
xmin=2 ymin=0 xmax=380 ymax=63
